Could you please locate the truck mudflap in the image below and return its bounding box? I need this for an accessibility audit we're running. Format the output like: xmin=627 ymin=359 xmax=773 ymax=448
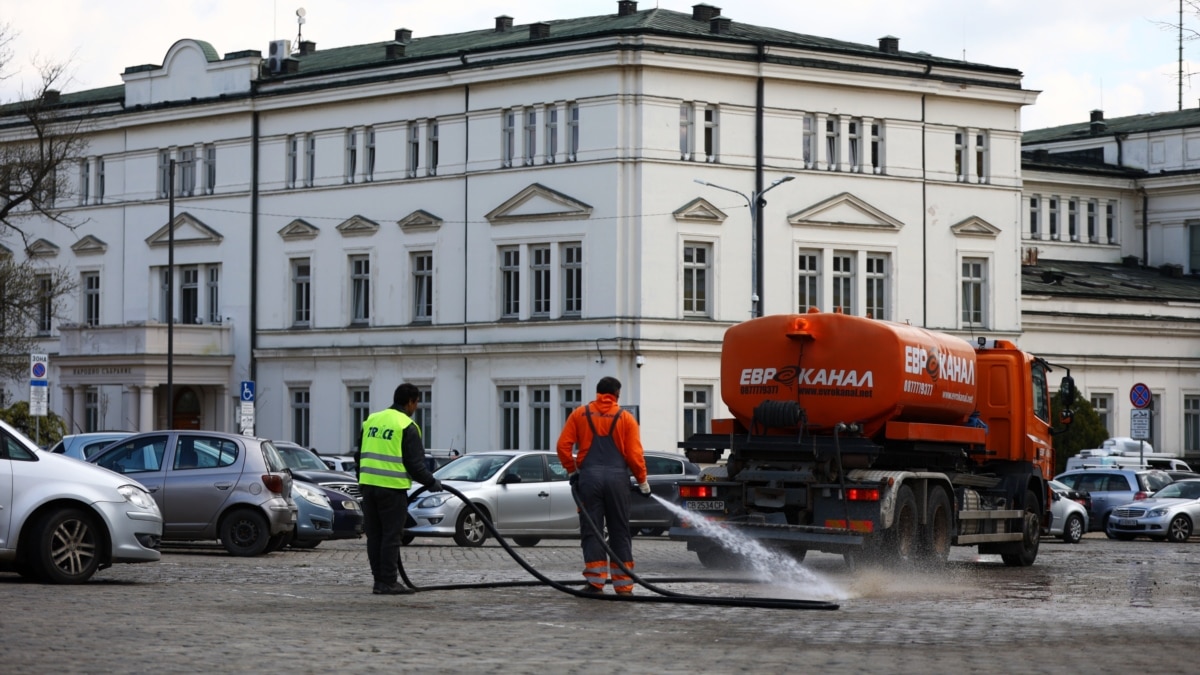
xmin=669 ymin=520 xmax=865 ymax=553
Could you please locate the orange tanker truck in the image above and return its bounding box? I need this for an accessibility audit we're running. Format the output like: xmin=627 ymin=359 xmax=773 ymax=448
xmin=673 ymin=310 xmax=1076 ymax=568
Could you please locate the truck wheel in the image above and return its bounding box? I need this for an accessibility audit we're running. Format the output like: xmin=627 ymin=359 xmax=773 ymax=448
xmin=696 ymin=547 xmax=745 ymax=570
xmin=883 ymin=485 xmax=919 ymax=565
xmin=1000 ymin=489 xmax=1041 ymax=567
xmin=920 ymin=487 xmax=953 ymax=564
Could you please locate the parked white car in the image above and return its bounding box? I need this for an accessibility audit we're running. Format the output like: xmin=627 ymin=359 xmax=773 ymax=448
xmin=0 ymin=420 xmax=162 ymax=583
xmin=1047 ymin=479 xmax=1089 ymax=544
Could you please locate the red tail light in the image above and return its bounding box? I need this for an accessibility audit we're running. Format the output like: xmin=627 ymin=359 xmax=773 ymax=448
xmin=1133 ymin=491 xmax=1149 ymax=501
xmin=846 ymin=488 xmax=881 ymax=502
xmin=262 ymin=474 xmax=285 ymax=494
xmin=679 ymin=484 xmax=715 ymax=499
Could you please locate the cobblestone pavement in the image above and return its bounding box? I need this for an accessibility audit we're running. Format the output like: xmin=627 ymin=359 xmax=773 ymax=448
xmin=3 ymin=532 xmax=1199 ymax=674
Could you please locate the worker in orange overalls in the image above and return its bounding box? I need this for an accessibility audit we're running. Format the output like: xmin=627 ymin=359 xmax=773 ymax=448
xmin=556 ymin=376 xmax=649 ymax=595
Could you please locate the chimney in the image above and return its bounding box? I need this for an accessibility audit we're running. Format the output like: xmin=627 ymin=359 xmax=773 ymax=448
xmin=297 ymin=40 xmax=316 ymax=56
xmin=395 ymin=28 xmax=412 ymax=43
xmin=42 ymin=89 xmax=61 ymax=105
xmin=386 ymin=41 xmax=406 ymax=59
xmin=495 ymin=15 xmax=513 ymax=32
xmin=878 ymin=35 xmax=899 ymax=54
xmin=710 ymin=16 xmax=732 ymax=34
xmin=1090 ymin=109 xmax=1107 ymax=135
xmin=692 ymin=4 xmax=721 ymax=21
xmin=618 ymin=0 xmax=638 ymax=16
xmin=530 ymin=22 xmax=550 ymax=39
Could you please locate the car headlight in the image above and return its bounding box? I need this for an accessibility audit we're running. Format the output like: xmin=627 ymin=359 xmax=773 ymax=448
xmin=416 ymin=493 xmax=456 ymax=509
xmin=118 ymin=484 xmax=158 ymax=510
xmin=293 ymin=482 xmax=331 ymax=508
xmin=1147 ymin=508 xmax=1168 ymax=517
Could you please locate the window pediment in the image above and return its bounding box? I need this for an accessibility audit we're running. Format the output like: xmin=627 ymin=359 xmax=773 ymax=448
xmin=71 ymin=235 xmax=108 ymax=255
xmin=397 ymin=209 xmax=443 ymax=233
xmin=146 ymin=212 xmax=223 ymax=248
xmin=674 ymin=198 xmax=728 ymax=224
xmin=788 ymin=192 xmax=903 ymax=231
xmin=278 ymin=219 xmax=320 ymax=241
xmin=950 ymin=216 xmax=1002 ymax=238
xmin=486 ymin=183 xmax=592 ymax=224
xmin=336 ymin=215 xmax=380 ymax=237
xmin=27 ymin=238 xmax=60 ymax=258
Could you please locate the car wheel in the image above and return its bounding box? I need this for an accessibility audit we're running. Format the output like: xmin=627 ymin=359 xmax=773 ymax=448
xmin=1060 ymin=513 xmax=1085 ymax=544
xmin=29 ymin=507 xmax=102 ymax=584
xmin=265 ymin=530 xmax=292 ymax=553
xmin=220 ymin=508 xmax=273 ymax=556
xmin=289 ymin=538 xmax=321 ymax=550
xmin=638 ymin=528 xmax=666 ymax=537
xmin=511 ymin=536 xmax=541 ymax=547
xmin=453 ymin=508 xmax=488 ymax=547
xmin=1166 ymin=514 xmax=1192 ymax=543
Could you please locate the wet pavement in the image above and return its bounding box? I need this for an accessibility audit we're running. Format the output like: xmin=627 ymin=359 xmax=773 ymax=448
xmin=3 ymin=532 xmax=1198 ymax=673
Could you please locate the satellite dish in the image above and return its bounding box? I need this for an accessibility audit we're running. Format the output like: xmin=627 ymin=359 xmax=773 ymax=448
xmin=297 ymin=7 xmax=306 ymax=17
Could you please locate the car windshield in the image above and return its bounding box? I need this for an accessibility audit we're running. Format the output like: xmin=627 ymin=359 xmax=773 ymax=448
xmin=277 ymin=444 xmax=329 ymax=471
xmin=1140 ymin=471 xmax=1173 ymax=493
xmin=1049 ymin=480 xmax=1070 ymax=493
xmin=1151 ymin=481 xmax=1200 ymax=500
xmin=434 ymin=454 xmax=512 ymax=482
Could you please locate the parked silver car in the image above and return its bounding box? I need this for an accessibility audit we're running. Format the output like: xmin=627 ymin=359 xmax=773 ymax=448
xmin=1053 ymin=468 xmax=1173 ymax=532
xmin=89 ymin=431 xmax=296 ymax=556
xmin=48 ymin=431 xmax=135 ymax=461
xmin=1106 ymin=478 xmax=1200 ymax=542
xmin=1046 ymin=479 xmax=1088 ymax=544
xmin=0 ymin=419 xmax=162 ymax=584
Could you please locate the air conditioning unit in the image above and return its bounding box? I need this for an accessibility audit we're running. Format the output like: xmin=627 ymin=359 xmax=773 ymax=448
xmin=267 ymin=40 xmax=292 ymax=73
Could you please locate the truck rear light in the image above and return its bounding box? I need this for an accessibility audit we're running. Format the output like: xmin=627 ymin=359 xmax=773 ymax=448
xmin=262 ymin=474 xmax=285 ymax=494
xmin=679 ymin=485 xmax=715 ymax=499
xmin=846 ymin=487 xmax=881 ymax=501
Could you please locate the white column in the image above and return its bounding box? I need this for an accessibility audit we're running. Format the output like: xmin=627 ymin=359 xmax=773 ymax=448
xmin=838 ymin=116 xmax=850 ymax=173
xmin=72 ymin=387 xmax=86 ymax=434
xmin=61 ymin=386 xmax=75 ymax=433
xmin=139 ymin=385 xmax=154 ymax=432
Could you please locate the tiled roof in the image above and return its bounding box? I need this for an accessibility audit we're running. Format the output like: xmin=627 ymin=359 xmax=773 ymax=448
xmin=1022 ymin=258 xmax=1200 ymax=303
xmin=1020 ymin=150 xmax=1145 ymax=178
xmin=1023 ymin=108 xmax=1200 ymax=144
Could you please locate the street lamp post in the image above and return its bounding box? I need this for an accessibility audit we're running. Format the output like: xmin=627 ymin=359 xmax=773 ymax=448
xmin=694 ymin=176 xmax=794 ymax=317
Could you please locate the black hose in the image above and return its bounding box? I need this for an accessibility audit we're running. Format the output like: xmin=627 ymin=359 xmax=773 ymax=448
xmin=397 ymin=483 xmax=839 ymax=610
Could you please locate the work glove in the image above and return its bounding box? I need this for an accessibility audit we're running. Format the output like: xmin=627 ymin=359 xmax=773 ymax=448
xmin=568 ymin=472 xmax=580 ymax=487
xmin=428 ymin=479 xmax=443 ymax=493
xmin=638 ymin=481 xmax=652 ymax=498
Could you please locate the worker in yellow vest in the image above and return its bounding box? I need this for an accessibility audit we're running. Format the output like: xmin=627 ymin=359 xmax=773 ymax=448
xmin=358 ymin=383 xmax=442 ymax=595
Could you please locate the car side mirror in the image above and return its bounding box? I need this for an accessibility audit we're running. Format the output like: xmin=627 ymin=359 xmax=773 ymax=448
xmin=1051 ymin=492 xmax=1061 ymax=502
xmin=500 ymin=473 xmax=522 ymax=485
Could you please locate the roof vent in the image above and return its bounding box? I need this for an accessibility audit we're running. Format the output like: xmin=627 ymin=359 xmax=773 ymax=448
xmin=878 ymin=36 xmax=899 ymax=54
xmin=395 ymin=28 xmax=412 ymax=43
xmin=1122 ymin=255 xmax=1141 ymax=268
xmin=386 ymin=41 xmax=406 ymax=59
xmin=42 ymin=89 xmax=61 ymax=105
xmin=297 ymin=40 xmax=316 ymax=56
xmin=530 ymin=22 xmax=550 ymax=39
xmin=495 ymin=15 xmax=513 ymax=32
xmin=1090 ymin=109 xmax=1106 ymax=135
xmin=618 ymin=0 xmax=638 ymax=16
xmin=692 ymin=4 xmax=721 ymax=21
xmin=710 ymin=16 xmax=732 ymax=34
xmin=1033 ymin=149 xmax=1049 ymax=161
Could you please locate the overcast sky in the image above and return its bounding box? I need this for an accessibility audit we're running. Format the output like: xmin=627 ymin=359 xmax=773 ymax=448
xmin=0 ymin=0 xmax=1193 ymax=130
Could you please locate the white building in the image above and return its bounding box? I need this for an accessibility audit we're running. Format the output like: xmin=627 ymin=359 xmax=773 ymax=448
xmin=1 ymin=2 xmax=1040 ymax=454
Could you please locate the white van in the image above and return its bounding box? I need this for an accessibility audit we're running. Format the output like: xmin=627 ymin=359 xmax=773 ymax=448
xmin=1065 ymin=451 xmax=1191 ymax=472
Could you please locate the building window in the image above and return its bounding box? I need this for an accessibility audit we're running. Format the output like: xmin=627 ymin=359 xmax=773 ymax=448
xmin=181 ymin=266 xmax=199 ymax=324
xmin=831 ymin=253 xmax=854 ymax=315
xmin=412 ymin=252 xmax=433 ymax=322
xmin=848 ymin=119 xmax=862 ymax=172
xmin=292 ymin=258 xmax=311 ymax=327
xmin=679 ymin=103 xmax=694 ymax=161
xmin=825 ymin=116 xmax=840 ymax=171
xmin=36 ymin=274 xmax=52 ymax=335
xmin=286 ymin=135 xmax=298 ymax=189
xmin=501 ymin=387 xmax=520 ymax=450
xmin=178 ymin=147 xmax=195 ymax=197
xmin=406 ymin=122 xmax=420 ymax=178
xmin=974 ymin=131 xmax=989 ymax=184
xmin=82 ymin=271 xmax=100 ymax=327
xmin=207 ymin=267 xmax=220 ymax=324
xmin=350 ymin=256 xmax=370 ymax=325
xmin=561 ymin=243 xmax=582 ymax=316
xmin=961 ymin=258 xmax=987 ymax=328
xmin=870 ymin=121 xmax=884 ymax=174
xmin=502 ymin=109 xmax=516 ymax=168
xmin=1068 ymin=198 xmax=1079 ymax=242
xmin=349 ymin=388 xmax=370 ymax=451
xmin=413 ymin=387 xmax=433 ymax=446
xmin=97 ymin=158 xmax=106 ymax=203
xmin=531 ymin=245 xmax=551 ymax=318
xmin=797 ymin=250 xmax=820 ymax=312
xmin=292 ymin=388 xmax=311 ymax=447
xmin=159 ymin=269 xmax=170 ymax=323
xmin=531 ymin=387 xmax=551 ymax=450
xmin=1091 ymin=393 xmax=1112 ymax=437
xmin=427 ymin=120 xmax=439 ymax=176
xmin=501 ymin=247 xmax=520 ymax=318
xmin=78 ymin=159 xmax=89 ymax=205
xmin=84 ymin=389 xmax=99 ymax=433
xmin=1185 ymin=396 xmax=1200 ymax=454
xmin=683 ymin=386 xmax=711 ymax=440
xmin=567 ymin=102 xmax=580 ymax=162
xmin=158 ymin=149 xmax=172 ymax=198
xmin=955 ymin=129 xmax=968 ymax=182
xmin=682 ymin=243 xmax=710 ymax=317
xmin=1048 ymin=197 xmax=1059 ymax=240
xmin=703 ymin=105 xmax=718 ymax=162
xmin=545 ymin=106 xmax=558 ymax=164
xmin=1086 ymin=200 xmax=1098 ymax=243
xmin=1029 ymin=196 xmax=1041 ymax=239
xmin=524 ymin=108 xmax=537 ymax=166
xmin=802 ymin=114 xmax=815 ymax=169
xmin=865 ymin=254 xmax=888 ymax=320
xmin=1106 ymin=201 xmax=1117 ymax=245
xmin=345 ymin=129 xmax=357 ymax=183
xmin=561 ymin=386 xmax=581 ymax=427
xmin=203 ymin=144 xmax=215 ymax=194
xmin=365 ymin=127 xmax=376 ymax=182
xmin=304 ymin=133 xmax=316 ymax=187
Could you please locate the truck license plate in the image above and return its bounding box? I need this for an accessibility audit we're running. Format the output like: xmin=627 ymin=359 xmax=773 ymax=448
xmin=686 ymin=500 xmax=724 ymax=511
xmin=1117 ymin=518 xmax=1137 ymax=527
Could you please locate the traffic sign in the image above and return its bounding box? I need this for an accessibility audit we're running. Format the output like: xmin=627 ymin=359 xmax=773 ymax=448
xmin=30 ymin=353 xmax=48 ymax=381
xmin=1130 ymin=383 xmax=1151 ymax=409
xmin=1130 ymin=409 xmax=1151 ymax=440
xmin=240 ymin=381 xmax=255 ymax=403
xmin=30 ymin=381 xmax=48 ymax=417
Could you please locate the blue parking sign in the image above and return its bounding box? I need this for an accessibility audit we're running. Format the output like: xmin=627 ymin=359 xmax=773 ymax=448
xmin=240 ymin=381 xmax=255 ymax=402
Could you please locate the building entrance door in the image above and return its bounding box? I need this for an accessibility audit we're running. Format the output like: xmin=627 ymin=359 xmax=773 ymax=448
xmin=172 ymin=388 xmax=202 ymax=429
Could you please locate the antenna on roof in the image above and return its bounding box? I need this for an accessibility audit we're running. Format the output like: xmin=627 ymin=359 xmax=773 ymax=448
xmin=296 ymin=7 xmax=307 ymax=51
